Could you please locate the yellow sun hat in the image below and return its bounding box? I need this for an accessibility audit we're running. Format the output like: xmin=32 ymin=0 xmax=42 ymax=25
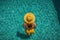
xmin=24 ymin=12 xmax=35 ymax=24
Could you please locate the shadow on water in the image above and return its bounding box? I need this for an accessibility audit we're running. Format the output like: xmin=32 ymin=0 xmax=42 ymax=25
xmin=16 ymin=31 xmax=30 ymax=39
xmin=53 ymin=0 xmax=60 ymax=23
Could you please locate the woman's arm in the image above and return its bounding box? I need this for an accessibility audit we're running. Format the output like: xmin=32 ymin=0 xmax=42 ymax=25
xmin=24 ymin=23 xmax=28 ymax=29
xmin=32 ymin=23 xmax=36 ymax=28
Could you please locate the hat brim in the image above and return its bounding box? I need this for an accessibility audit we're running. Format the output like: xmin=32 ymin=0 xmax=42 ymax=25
xmin=24 ymin=12 xmax=35 ymax=24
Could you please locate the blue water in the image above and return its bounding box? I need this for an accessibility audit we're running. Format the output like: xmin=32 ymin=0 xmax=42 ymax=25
xmin=0 ymin=0 xmax=60 ymax=40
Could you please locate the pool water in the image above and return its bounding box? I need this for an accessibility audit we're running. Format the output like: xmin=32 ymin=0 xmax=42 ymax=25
xmin=0 ymin=0 xmax=60 ymax=40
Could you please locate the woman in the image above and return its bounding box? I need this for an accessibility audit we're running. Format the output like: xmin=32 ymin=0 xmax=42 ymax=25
xmin=24 ymin=12 xmax=36 ymax=35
